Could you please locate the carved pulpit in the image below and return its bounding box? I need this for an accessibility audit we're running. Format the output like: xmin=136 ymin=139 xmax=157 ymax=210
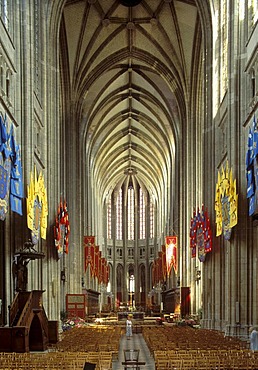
xmin=12 ymin=240 xmax=45 ymax=292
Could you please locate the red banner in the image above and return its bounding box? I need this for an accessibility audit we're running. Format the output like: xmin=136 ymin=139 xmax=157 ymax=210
xmin=190 ymin=206 xmax=212 ymax=262
xmin=100 ymin=257 xmax=106 ymax=284
xmin=94 ymin=245 xmax=100 ymax=278
xmin=54 ymin=198 xmax=70 ymax=256
xmin=84 ymin=236 xmax=95 ymax=273
xmin=84 ymin=237 xmax=109 ymax=285
xmin=165 ymin=236 xmax=177 ymax=275
xmin=161 ymin=245 xmax=167 ymax=280
xmin=158 ymin=252 xmax=163 ymax=281
xmin=152 ymin=260 xmax=157 ymax=286
xmin=98 ymin=250 xmax=102 ymax=282
xmin=105 ymin=263 xmax=110 ymax=285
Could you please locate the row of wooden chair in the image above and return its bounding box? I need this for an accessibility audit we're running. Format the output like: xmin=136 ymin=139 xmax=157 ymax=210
xmin=0 ymin=324 xmax=122 ymax=370
xmin=142 ymin=325 xmax=248 ymax=352
xmin=141 ymin=325 xmax=254 ymax=369
xmin=154 ymin=358 xmax=258 ymax=369
xmin=0 ymin=351 xmax=113 ymax=370
xmin=0 ymin=322 xmax=254 ymax=369
xmin=154 ymin=349 xmax=258 ymax=369
xmin=55 ymin=325 xmax=121 ymax=356
xmin=154 ymin=349 xmax=255 ymax=359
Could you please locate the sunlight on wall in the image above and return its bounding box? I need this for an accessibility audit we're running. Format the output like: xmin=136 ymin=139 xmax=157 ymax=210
xmin=239 ymin=0 xmax=245 ymax=21
xmin=212 ymin=1 xmax=229 ymax=117
xmin=212 ymin=8 xmax=219 ymax=117
xmin=248 ymin=0 xmax=258 ymax=24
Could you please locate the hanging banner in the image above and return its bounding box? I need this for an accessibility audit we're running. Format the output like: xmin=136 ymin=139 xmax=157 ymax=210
xmin=190 ymin=206 xmax=212 ymax=262
xmin=54 ymin=198 xmax=70 ymax=258
xmin=84 ymin=236 xmax=95 ymax=273
xmin=152 ymin=257 xmax=162 ymax=286
xmin=158 ymin=251 xmax=163 ymax=281
xmin=190 ymin=212 xmax=197 ymax=258
xmin=0 ymin=159 xmax=11 ymax=220
xmin=152 ymin=260 xmax=157 ymax=286
xmin=0 ymin=115 xmax=24 ymax=220
xmin=83 ymin=239 xmax=108 ymax=285
xmin=94 ymin=245 xmax=100 ymax=279
xmin=165 ymin=236 xmax=177 ymax=275
xmin=161 ymin=245 xmax=167 ymax=281
xmin=104 ymin=263 xmax=110 ymax=286
xmin=215 ymin=162 xmax=238 ymax=240
xmin=98 ymin=250 xmax=102 ymax=282
xmin=100 ymin=257 xmax=106 ymax=284
xmin=27 ymin=167 xmax=48 ymax=244
xmin=246 ymin=116 xmax=258 ymax=216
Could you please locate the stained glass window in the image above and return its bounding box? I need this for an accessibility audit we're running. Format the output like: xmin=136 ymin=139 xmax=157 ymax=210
xmin=150 ymin=201 xmax=154 ymax=238
xmin=116 ymin=189 xmax=122 ymax=240
xmin=107 ymin=198 xmax=111 ymax=239
xmin=128 ymin=187 xmax=134 ymax=240
xmin=0 ymin=0 xmax=9 ymax=30
xmin=139 ymin=188 xmax=145 ymax=239
xmin=221 ymin=0 xmax=228 ymax=98
xmin=34 ymin=0 xmax=42 ymax=101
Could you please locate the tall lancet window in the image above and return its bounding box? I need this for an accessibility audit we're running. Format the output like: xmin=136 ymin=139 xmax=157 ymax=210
xmin=139 ymin=188 xmax=145 ymax=239
xmin=0 ymin=0 xmax=9 ymax=30
xmin=248 ymin=0 xmax=258 ymax=27
xmin=128 ymin=187 xmax=134 ymax=240
xmin=150 ymin=201 xmax=154 ymax=238
xmin=107 ymin=198 xmax=112 ymax=239
xmin=34 ymin=0 xmax=42 ymax=101
xmin=254 ymin=0 xmax=258 ymax=24
xmin=116 ymin=189 xmax=122 ymax=240
xmin=220 ymin=0 xmax=228 ymax=98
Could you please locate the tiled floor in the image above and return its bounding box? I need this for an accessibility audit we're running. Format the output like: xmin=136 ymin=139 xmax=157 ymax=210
xmin=112 ymin=333 xmax=155 ymax=370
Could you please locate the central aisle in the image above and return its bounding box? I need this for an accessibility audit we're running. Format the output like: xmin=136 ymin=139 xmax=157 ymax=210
xmin=112 ymin=333 xmax=155 ymax=370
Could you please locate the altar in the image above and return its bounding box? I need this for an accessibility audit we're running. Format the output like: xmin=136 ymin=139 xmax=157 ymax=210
xmin=117 ymin=312 xmax=144 ymax=321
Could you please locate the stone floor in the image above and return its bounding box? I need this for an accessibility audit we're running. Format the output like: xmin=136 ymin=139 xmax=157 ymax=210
xmin=112 ymin=333 xmax=155 ymax=370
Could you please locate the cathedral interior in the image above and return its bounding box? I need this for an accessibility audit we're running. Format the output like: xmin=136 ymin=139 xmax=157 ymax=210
xmin=0 ymin=0 xmax=258 ymax=348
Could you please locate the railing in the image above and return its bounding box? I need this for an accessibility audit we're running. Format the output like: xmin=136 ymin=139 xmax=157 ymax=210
xmin=3 ymin=290 xmax=51 ymax=352
xmin=40 ymin=306 xmax=49 ymax=339
xmin=17 ymin=290 xmax=45 ymax=327
xmin=17 ymin=292 xmax=33 ymax=327
xmin=9 ymin=293 xmax=19 ymax=326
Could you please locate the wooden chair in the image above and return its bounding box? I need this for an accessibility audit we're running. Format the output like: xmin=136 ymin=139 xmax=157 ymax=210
xmin=180 ymin=359 xmax=196 ymax=369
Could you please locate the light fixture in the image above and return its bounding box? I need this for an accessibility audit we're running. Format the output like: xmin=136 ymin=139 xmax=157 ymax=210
xmin=195 ymin=267 xmax=201 ymax=282
xmin=120 ymin=0 xmax=142 ymax=7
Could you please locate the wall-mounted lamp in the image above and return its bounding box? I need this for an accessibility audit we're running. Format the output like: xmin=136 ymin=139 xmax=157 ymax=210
xmin=195 ymin=267 xmax=201 ymax=282
xmin=177 ymin=276 xmax=180 ymax=287
xmin=61 ymin=270 xmax=66 ymax=282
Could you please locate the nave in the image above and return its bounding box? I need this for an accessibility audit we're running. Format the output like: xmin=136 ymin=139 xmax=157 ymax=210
xmin=112 ymin=332 xmax=155 ymax=370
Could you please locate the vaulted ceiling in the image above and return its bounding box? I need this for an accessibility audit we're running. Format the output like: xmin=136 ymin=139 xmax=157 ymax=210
xmin=61 ymin=0 xmax=202 ymax=203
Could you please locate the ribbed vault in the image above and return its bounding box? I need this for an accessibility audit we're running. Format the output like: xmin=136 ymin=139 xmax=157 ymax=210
xmin=61 ymin=0 xmax=201 ymax=208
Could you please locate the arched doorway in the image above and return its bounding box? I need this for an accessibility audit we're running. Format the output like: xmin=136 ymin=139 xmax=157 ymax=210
xmin=128 ymin=264 xmax=135 ymax=309
xmin=139 ymin=264 xmax=146 ymax=310
xmin=29 ymin=315 xmax=44 ymax=351
xmin=116 ymin=263 xmax=124 ymax=308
